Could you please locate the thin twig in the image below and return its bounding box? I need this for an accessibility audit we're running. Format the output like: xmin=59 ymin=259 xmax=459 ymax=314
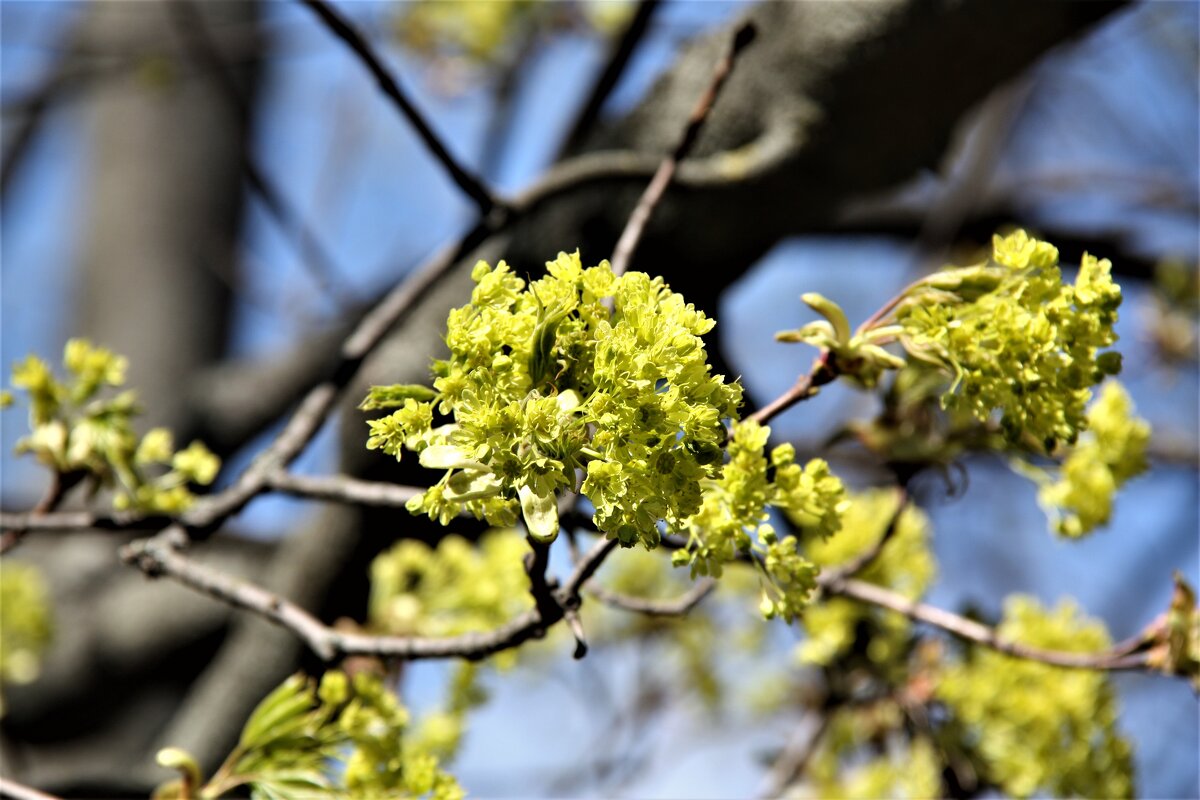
xmin=660 ymin=531 xmax=1159 ymax=673
xmin=817 ymin=485 xmax=908 ymax=584
xmin=557 ymin=0 xmax=662 ymax=159
xmin=264 ymin=471 xmax=423 ymax=507
xmin=0 ymin=509 xmax=156 ymax=533
xmin=120 ymin=525 xmax=624 ymax=663
xmin=757 ymin=713 xmax=832 ymax=799
xmin=588 ymin=578 xmax=717 ymax=618
xmin=0 ymin=777 xmax=64 ymax=800
xmin=299 ymin=0 xmax=500 ymax=217
xmin=180 ymin=219 xmax=493 ymax=538
xmin=0 ymin=471 xmax=79 ymax=555
xmin=609 ymin=20 xmax=757 ymax=276
xmin=819 ymin=575 xmax=1152 ymax=672
xmin=746 ymin=351 xmax=836 ymax=427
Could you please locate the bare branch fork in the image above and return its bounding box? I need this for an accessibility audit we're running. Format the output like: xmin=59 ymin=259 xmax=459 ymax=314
xmin=298 ymin=0 xmax=501 ymax=217
xmin=119 ymin=527 xmax=622 ymax=663
xmin=117 ymin=515 xmax=1158 ymax=673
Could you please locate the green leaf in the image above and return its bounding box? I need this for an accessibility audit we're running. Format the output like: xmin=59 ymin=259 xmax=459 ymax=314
xmin=359 ymin=384 xmax=438 ymax=410
xmin=155 ymin=748 xmax=202 ymax=789
xmin=239 ymin=674 xmax=315 ymax=749
xmin=251 ymin=769 xmax=332 ymax=796
xmin=801 ymin=293 xmax=851 ymax=345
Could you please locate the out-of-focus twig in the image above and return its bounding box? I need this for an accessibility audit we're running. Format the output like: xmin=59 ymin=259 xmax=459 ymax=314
xmin=588 ymin=578 xmax=716 ymax=617
xmin=757 ymin=714 xmax=832 ymax=799
xmin=0 ymin=776 xmax=64 ymax=800
xmin=557 ymin=0 xmax=662 ymax=159
xmin=0 ymin=471 xmax=80 ymax=555
xmin=299 ymin=0 xmax=501 ymax=217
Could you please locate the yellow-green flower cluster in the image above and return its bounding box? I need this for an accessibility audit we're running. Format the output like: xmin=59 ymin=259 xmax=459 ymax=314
xmin=1007 ymin=378 xmax=1147 ymax=538
xmin=366 ymin=252 xmax=742 ymax=548
xmin=898 ymin=230 xmax=1123 ymax=451
xmin=672 ymin=421 xmax=847 ymax=622
xmin=798 ymin=489 xmax=934 ymax=669
xmin=0 ymin=562 xmax=53 ymax=712
xmin=155 ymin=671 xmax=462 ymax=800
xmin=1036 ymin=381 xmax=1149 ymax=537
xmin=937 ymin=597 xmax=1134 ymax=799
xmin=370 ymin=530 xmax=530 ymax=642
xmin=803 ymin=709 xmax=942 ymax=800
xmin=4 ymin=340 xmax=220 ymax=513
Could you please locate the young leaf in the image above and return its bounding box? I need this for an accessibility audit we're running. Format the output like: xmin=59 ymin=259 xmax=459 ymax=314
xmin=359 ymin=384 xmax=438 ymax=410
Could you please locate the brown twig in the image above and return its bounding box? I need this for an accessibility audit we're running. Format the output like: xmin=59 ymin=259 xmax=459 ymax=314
xmin=588 ymin=577 xmax=717 ymax=618
xmin=819 ymin=575 xmax=1152 ymax=672
xmin=757 ymin=714 xmax=832 ymax=799
xmin=659 ymin=531 xmax=1159 ymax=673
xmin=180 ymin=219 xmax=493 ymax=538
xmin=746 ymin=351 xmax=837 ymax=427
xmin=0 ymin=471 xmax=80 ymax=555
xmin=557 ymin=0 xmax=662 ymax=159
xmin=299 ymin=0 xmax=500 ymax=217
xmin=264 ymin=471 xmax=423 ymax=507
xmin=817 ymin=485 xmax=908 ymax=585
xmin=0 ymin=472 xmax=430 ymax=536
xmin=120 ymin=526 xmax=624 ymax=663
xmin=609 ymin=20 xmax=757 ymax=276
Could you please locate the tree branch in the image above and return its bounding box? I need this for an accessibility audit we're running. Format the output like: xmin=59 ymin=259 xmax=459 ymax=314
xmin=757 ymin=713 xmax=832 ymax=799
xmin=746 ymin=351 xmax=837 ymax=427
xmin=298 ymin=0 xmax=500 ymax=217
xmin=0 ymin=471 xmax=82 ymax=555
xmin=119 ymin=526 xmax=626 ymax=663
xmin=588 ymin=577 xmax=717 ymax=618
xmin=557 ymin=0 xmax=662 ymax=159
xmin=816 ymin=485 xmax=908 ymax=585
xmin=181 ymin=219 xmax=493 ymax=538
xmin=610 ymin=20 xmax=757 ymax=277
xmin=819 ymin=574 xmax=1153 ymax=671
xmin=264 ymin=471 xmax=423 ymax=507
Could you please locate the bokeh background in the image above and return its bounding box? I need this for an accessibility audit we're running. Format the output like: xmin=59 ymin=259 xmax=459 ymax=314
xmin=2 ymin=1 xmax=1197 ymax=796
